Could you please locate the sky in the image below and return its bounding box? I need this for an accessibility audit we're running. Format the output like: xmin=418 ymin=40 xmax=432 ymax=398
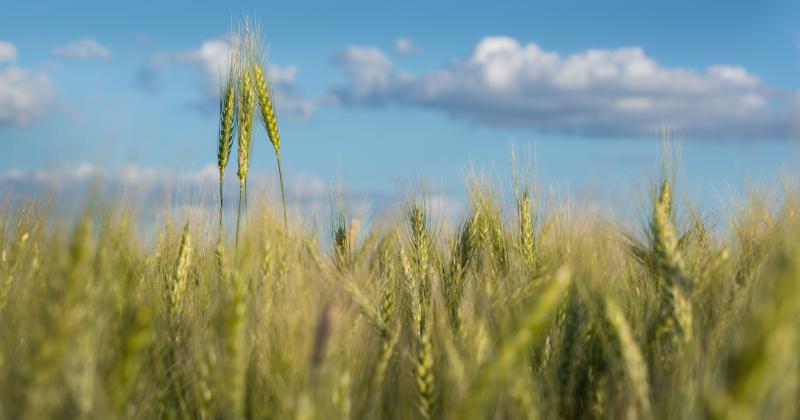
xmin=2 ymin=0 xmax=800 ymax=220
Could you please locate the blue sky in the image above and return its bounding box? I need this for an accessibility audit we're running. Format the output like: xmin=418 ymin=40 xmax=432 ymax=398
xmin=2 ymin=0 xmax=800 ymax=217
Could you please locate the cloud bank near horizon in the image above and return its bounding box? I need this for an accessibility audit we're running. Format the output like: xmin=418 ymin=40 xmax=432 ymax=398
xmin=0 ymin=162 xmax=462 ymax=224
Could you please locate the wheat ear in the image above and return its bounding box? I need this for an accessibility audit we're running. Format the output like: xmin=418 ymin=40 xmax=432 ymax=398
xmin=235 ymin=36 xmax=255 ymax=248
xmin=605 ymin=297 xmax=652 ymax=418
xmin=651 ymin=180 xmax=693 ymax=343
xmin=253 ymin=62 xmax=288 ymax=230
xmin=170 ymin=223 xmax=192 ymax=319
xmin=416 ymin=323 xmax=435 ymax=420
xmin=217 ymin=59 xmax=236 ymax=237
xmin=517 ymin=188 xmax=536 ymax=272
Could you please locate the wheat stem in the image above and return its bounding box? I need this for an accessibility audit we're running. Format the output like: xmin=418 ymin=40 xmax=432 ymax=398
xmin=236 ymin=182 xmax=244 ymax=250
xmin=277 ymin=155 xmax=288 ymax=231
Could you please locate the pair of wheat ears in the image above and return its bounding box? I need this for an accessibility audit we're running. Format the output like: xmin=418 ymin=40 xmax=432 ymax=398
xmin=216 ymin=22 xmax=287 ymax=244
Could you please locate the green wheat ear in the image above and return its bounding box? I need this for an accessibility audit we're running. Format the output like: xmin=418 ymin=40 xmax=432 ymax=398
xmin=516 ymin=188 xmax=536 ymax=272
xmin=651 ymin=179 xmax=694 ymax=344
xmin=252 ymin=63 xmax=280 ymax=157
xmin=253 ymin=57 xmax=288 ymax=231
xmin=235 ymin=28 xmax=256 ymax=248
xmin=169 ymin=223 xmax=192 ymax=318
xmin=216 ymin=55 xmax=236 ymax=236
xmin=605 ymin=297 xmax=652 ymax=419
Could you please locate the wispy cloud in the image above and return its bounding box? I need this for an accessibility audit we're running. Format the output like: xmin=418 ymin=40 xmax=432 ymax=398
xmin=0 ymin=41 xmax=17 ymax=63
xmin=52 ymin=38 xmax=112 ymax=60
xmin=0 ymin=41 xmax=55 ymax=128
xmin=330 ymin=37 xmax=796 ymax=139
xmin=395 ymin=37 xmax=419 ymax=54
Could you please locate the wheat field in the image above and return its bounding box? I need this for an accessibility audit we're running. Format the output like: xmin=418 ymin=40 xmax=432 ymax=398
xmin=1 ymin=20 xmax=799 ymax=420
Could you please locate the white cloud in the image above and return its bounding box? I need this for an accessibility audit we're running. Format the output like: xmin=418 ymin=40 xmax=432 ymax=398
xmin=174 ymin=39 xmax=235 ymax=95
xmin=113 ymin=163 xmax=342 ymax=204
xmin=395 ymin=37 xmax=419 ymax=54
xmin=269 ymin=64 xmax=297 ymax=84
xmin=287 ymin=172 xmax=329 ymax=199
xmin=0 ymin=65 xmax=55 ymax=127
xmin=0 ymin=42 xmax=55 ymax=127
xmin=118 ymin=163 xmax=218 ymax=187
xmin=52 ymin=38 xmax=112 ymax=60
xmin=266 ymin=64 xmax=319 ymax=120
xmin=130 ymin=39 xmax=229 ymax=99
xmin=331 ymin=36 xmax=795 ymax=139
xmin=332 ymin=46 xmax=395 ymax=103
xmin=0 ymin=41 xmax=17 ymax=63
xmin=0 ymin=163 xmax=102 ymax=192
xmin=255 ymin=63 xmax=317 ymax=120
xmin=135 ymin=38 xmax=318 ymax=120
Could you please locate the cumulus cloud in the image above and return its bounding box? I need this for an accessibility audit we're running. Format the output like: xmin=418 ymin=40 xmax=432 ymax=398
xmin=133 ymin=39 xmax=318 ymax=120
xmin=0 ymin=41 xmax=17 ymax=63
xmin=52 ymin=38 xmax=112 ymax=60
xmin=0 ymin=65 xmax=55 ymax=128
xmin=395 ymin=37 xmax=419 ymax=54
xmin=330 ymin=37 xmax=795 ymax=139
xmin=332 ymin=46 xmax=396 ymax=104
xmin=0 ymin=41 xmax=55 ymax=128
